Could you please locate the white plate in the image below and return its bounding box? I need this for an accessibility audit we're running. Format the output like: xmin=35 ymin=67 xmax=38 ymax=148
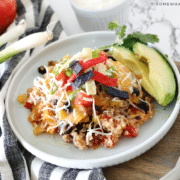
xmin=6 ymin=32 xmax=180 ymax=169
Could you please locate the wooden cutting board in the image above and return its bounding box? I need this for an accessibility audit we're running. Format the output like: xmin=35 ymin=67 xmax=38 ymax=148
xmin=103 ymin=61 xmax=180 ymax=180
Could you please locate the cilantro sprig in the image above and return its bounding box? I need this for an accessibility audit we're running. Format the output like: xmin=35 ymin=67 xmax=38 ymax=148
xmin=108 ymin=20 xmax=159 ymax=50
xmin=108 ymin=20 xmax=126 ymax=39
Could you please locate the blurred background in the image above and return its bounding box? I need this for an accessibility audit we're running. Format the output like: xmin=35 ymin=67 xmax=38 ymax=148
xmin=49 ymin=0 xmax=180 ymax=62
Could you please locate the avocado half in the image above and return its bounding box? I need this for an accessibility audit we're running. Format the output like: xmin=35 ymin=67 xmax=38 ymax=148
xmin=109 ymin=43 xmax=176 ymax=106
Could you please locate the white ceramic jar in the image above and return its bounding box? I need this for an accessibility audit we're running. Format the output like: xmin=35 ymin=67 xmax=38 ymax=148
xmin=69 ymin=0 xmax=131 ymax=31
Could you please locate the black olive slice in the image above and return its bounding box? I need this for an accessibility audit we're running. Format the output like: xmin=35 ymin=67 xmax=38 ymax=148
xmin=137 ymin=100 xmax=149 ymax=113
xmin=64 ymin=102 xmax=73 ymax=113
xmin=75 ymin=123 xmax=83 ymax=133
xmin=108 ymin=55 xmax=117 ymax=61
xmin=132 ymin=87 xmax=140 ymax=96
xmin=38 ymin=66 xmax=46 ymax=74
xmin=135 ymin=115 xmax=141 ymax=120
xmin=62 ymin=126 xmax=73 ymax=135
xmin=102 ymin=49 xmax=109 ymax=52
xmin=95 ymin=105 xmax=101 ymax=115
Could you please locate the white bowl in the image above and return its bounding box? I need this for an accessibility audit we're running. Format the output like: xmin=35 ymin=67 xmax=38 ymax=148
xmin=5 ymin=32 xmax=180 ymax=169
xmin=69 ymin=0 xmax=131 ymax=31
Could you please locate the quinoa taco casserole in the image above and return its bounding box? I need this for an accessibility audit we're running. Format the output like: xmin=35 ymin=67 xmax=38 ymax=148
xmin=18 ymin=48 xmax=155 ymax=150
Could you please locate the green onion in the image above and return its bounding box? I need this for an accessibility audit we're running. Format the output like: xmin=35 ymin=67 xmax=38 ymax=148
xmin=62 ymin=59 xmax=69 ymax=64
xmin=92 ymin=49 xmax=100 ymax=58
xmin=106 ymin=70 xmax=115 ymax=78
xmin=81 ymin=84 xmax=86 ymax=89
xmin=52 ymin=63 xmax=62 ymax=76
xmin=52 ymin=59 xmax=71 ymax=76
xmin=0 ymin=19 xmax=26 ymax=47
xmin=0 ymin=27 xmax=53 ymax=64
xmin=106 ymin=66 xmax=116 ymax=78
xmin=108 ymin=50 xmax=113 ymax=55
xmin=68 ymin=89 xmax=80 ymax=101
xmin=50 ymin=82 xmax=57 ymax=95
xmin=65 ymin=68 xmax=73 ymax=77
xmin=110 ymin=66 xmax=116 ymax=71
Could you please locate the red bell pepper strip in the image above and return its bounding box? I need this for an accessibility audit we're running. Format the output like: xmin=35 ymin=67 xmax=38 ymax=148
xmin=55 ymin=71 xmax=68 ymax=87
xmin=100 ymin=51 xmax=108 ymax=58
xmin=68 ymin=73 xmax=77 ymax=83
xmin=75 ymin=91 xmax=93 ymax=107
xmin=66 ymin=73 xmax=78 ymax=91
xmin=79 ymin=56 xmax=107 ymax=71
xmin=92 ymin=70 xmax=117 ymax=87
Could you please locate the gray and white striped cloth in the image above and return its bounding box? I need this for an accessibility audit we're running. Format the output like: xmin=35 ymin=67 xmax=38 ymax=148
xmin=0 ymin=0 xmax=106 ymax=179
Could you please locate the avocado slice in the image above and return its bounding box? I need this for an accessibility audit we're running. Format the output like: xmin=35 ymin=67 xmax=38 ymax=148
xmin=133 ymin=43 xmax=176 ymax=106
xmin=109 ymin=43 xmax=176 ymax=106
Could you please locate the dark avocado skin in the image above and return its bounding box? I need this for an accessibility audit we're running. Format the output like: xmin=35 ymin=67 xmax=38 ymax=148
xmin=98 ymin=43 xmax=176 ymax=106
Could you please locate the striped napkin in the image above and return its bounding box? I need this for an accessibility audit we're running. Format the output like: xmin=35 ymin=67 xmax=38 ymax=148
xmin=0 ymin=0 xmax=106 ymax=179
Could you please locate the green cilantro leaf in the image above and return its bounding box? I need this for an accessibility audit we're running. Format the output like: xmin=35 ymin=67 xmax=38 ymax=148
xmin=122 ymin=32 xmax=159 ymax=50
xmin=108 ymin=20 xmax=119 ymax=30
xmin=108 ymin=20 xmax=159 ymax=49
xmin=127 ymin=32 xmax=159 ymax=44
xmin=108 ymin=20 xmax=126 ymax=39
xmin=117 ymin=25 xmax=126 ymax=39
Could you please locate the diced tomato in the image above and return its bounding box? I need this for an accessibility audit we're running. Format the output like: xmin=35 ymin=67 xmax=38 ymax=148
xmin=75 ymin=91 xmax=93 ymax=107
xmin=24 ymin=102 xmax=33 ymax=109
xmin=101 ymin=114 xmax=111 ymax=120
xmin=54 ymin=127 xmax=59 ymax=133
xmin=66 ymin=85 xmax=73 ymax=91
xmin=124 ymin=125 xmax=138 ymax=138
xmin=55 ymin=71 xmax=68 ymax=87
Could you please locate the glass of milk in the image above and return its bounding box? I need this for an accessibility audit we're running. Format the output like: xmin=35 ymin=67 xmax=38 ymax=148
xmin=69 ymin=0 xmax=131 ymax=31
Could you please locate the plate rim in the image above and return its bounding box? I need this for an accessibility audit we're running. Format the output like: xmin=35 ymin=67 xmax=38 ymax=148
xmin=5 ymin=31 xmax=180 ymax=169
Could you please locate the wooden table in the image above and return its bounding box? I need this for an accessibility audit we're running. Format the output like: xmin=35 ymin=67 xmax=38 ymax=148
xmin=103 ymin=62 xmax=180 ymax=180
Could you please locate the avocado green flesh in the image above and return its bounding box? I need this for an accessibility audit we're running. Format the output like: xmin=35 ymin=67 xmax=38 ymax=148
xmin=108 ymin=43 xmax=176 ymax=106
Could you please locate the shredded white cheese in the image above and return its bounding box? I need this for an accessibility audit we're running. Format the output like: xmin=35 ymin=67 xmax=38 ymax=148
xmin=82 ymin=97 xmax=93 ymax=102
xmin=121 ymin=72 xmax=132 ymax=84
xmin=86 ymin=122 xmax=112 ymax=145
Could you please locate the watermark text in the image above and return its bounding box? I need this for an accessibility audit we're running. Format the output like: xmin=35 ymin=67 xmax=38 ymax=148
xmin=151 ymin=2 xmax=180 ymax=6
